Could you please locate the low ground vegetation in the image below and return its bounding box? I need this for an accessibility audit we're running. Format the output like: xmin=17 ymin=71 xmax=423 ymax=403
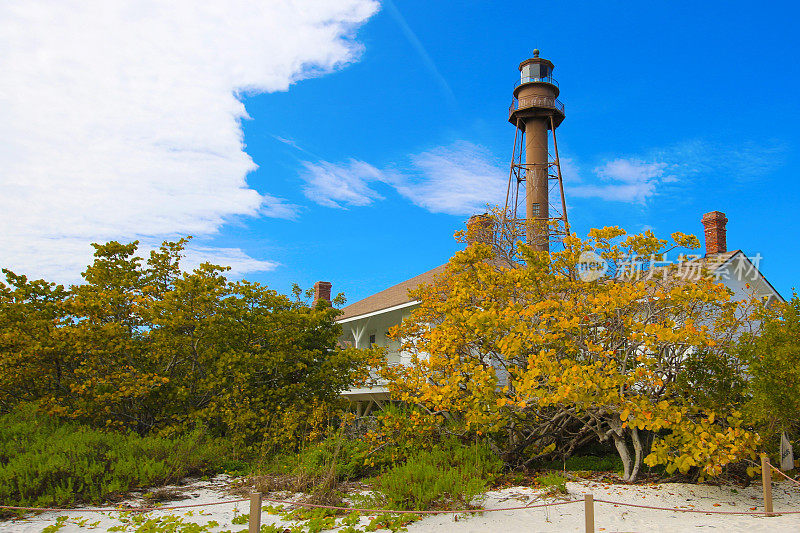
xmin=375 ymin=441 xmax=502 ymax=510
xmin=2 ymin=221 xmax=800 ymax=526
xmin=534 ymin=473 xmax=568 ymax=496
xmin=0 ymin=405 xmax=223 ymax=514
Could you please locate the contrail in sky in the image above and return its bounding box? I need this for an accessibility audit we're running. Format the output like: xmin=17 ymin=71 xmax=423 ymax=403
xmin=384 ymin=0 xmax=457 ymax=107
xmin=271 ymin=134 xmax=325 ymax=160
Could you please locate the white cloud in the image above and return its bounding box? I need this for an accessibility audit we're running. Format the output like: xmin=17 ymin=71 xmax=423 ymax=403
xmin=595 ymin=159 xmax=667 ymax=184
xmin=397 ymin=141 xmax=506 ymax=215
xmin=570 ymin=158 xmax=668 ymax=204
xmin=298 ymin=135 xmax=787 ymax=216
xmin=654 ymin=139 xmax=787 ymax=182
xmin=259 ymin=195 xmax=302 ymax=220
xmin=300 ymin=159 xmax=389 ymax=208
xmin=181 ymin=246 xmax=279 ymax=278
xmin=299 ymin=141 xmax=506 ymax=215
xmin=0 ymin=0 xmax=378 ymax=283
xmin=566 ymin=140 xmax=785 ymax=206
xmin=557 ymin=156 xmax=582 ymax=184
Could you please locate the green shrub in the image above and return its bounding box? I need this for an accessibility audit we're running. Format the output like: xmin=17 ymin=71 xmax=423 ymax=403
xmin=231 ymin=512 xmax=249 ymax=524
xmin=262 ymin=405 xmax=444 ymax=483
xmin=1 ymin=241 xmax=365 ymax=454
xmin=0 ymin=404 xmax=225 ymax=513
xmin=364 ymin=513 xmax=420 ymax=532
xmin=535 ymin=473 xmax=567 ymax=495
xmin=220 ymin=459 xmax=251 ymax=477
xmin=377 ymin=441 xmax=502 ymax=510
xmin=262 ymin=431 xmax=374 ymax=483
xmin=360 ymin=405 xmax=446 ymax=471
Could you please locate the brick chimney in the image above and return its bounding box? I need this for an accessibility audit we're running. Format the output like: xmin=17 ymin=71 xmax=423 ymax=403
xmin=313 ymin=281 xmax=332 ymax=306
xmin=466 ymin=213 xmax=494 ymax=246
xmin=701 ymin=211 xmax=728 ymax=256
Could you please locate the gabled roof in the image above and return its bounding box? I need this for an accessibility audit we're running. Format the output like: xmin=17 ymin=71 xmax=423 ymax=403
xmin=627 ymin=250 xmax=739 ymax=281
xmin=338 ymin=264 xmax=448 ymax=321
xmin=696 ymin=250 xmax=739 ymax=269
xmin=336 ymin=249 xmax=783 ymax=323
xmin=704 ymin=250 xmax=785 ymax=302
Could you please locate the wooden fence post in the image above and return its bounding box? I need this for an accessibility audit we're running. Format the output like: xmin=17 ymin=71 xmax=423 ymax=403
xmin=584 ymin=493 xmax=595 ymax=533
xmin=761 ymin=453 xmax=773 ymax=517
xmin=249 ymin=492 xmax=262 ymax=533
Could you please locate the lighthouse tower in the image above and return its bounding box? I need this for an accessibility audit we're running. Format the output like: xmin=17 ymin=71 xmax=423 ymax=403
xmin=504 ymin=50 xmax=569 ymax=251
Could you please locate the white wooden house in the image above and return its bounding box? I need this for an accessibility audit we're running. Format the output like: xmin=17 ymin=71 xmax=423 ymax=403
xmin=324 ymin=211 xmax=783 ymax=412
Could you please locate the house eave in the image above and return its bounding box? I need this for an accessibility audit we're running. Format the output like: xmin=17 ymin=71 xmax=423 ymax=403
xmin=336 ymin=300 xmax=420 ymax=324
xmin=714 ymin=250 xmax=785 ymax=303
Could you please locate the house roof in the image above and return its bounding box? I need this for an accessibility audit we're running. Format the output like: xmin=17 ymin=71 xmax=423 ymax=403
xmin=614 ymin=249 xmax=737 ymax=284
xmin=336 ymin=249 xmax=783 ymax=323
xmin=702 ymin=250 xmax=785 ymax=302
xmin=337 ymin=263 xmax=448 ymax=321
xmin=697 ymin=250 xmax=739 ymax=269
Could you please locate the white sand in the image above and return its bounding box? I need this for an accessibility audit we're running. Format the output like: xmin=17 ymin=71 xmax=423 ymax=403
xmin=3 ymin=475 xmax=800 ymax=532
xmin=409 ymin=480 xmax=800 ymax=533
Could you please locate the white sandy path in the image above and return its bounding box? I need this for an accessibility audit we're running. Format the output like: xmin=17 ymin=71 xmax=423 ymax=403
xmin=0 ymin=475 xmax=252 ymax=533
xmin=409 ymin=480 xmax=800 ymax=533
xmin=2 ymin=476 xmax=800 ymax=532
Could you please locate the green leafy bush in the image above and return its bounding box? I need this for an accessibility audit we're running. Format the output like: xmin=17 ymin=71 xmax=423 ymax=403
xmin=739 ymin=294 xmax=800 ymax=438
xmin=220 ymin=459 xmax=251 ymax=477
xmin=377 ymin=441 xmax=502 ymax=510
xmin=260 ymin=426 xmax=388 ymax=490
xmin=360 ymin=405 xmax=446 ymax=471
xmin=0 ymin=404 xmax=224 ymax=513
xmin=275 ymin=437 xmax=369 ymax=481
xmin=0 ymin=239 xmax=366 ymax=453
xmin=535 ymin=473 xmax=567 ymax=495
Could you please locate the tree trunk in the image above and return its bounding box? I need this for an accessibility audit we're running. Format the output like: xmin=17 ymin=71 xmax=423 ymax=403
xmin=608 ymin=414 xmax=644 ymax=482
xmin=612 ymin=432 xmax=633 ymax=481
xmin=630 ymin=426 xmax=643 ymax=482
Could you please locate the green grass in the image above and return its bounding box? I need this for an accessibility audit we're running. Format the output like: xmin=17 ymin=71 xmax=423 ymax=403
xmin=376 ymin=440 xmax=503 ymax=511
xmin=0 ymin=404 xmax=225 ymax=513
xmin=535 ymin=472 xmax=567 ymax=495
xmin=258 ymin=430 xmax=504 ymax=513
xmin=262 ymin=434 xmax=368 ymax=481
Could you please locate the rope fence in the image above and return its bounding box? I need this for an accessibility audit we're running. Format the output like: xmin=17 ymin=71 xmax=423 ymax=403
xmin=770 ymin=463 xmax=800 ymax=487
xmin=0 ymin=498 xmax=581 ymax=516
xmin=593 ymin=498 xmax=800 ymax=516
xmin=2 ymin=455 xmax=798 ymax=533
xmin=0 ymin=498 xmax=249 ymax=513
xmin=258 ymin=496 xmax=581 ymax=515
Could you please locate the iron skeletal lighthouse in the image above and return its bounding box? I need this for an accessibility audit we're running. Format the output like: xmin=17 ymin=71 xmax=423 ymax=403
xmin=505 ymin=49 xmax=569 ymax=251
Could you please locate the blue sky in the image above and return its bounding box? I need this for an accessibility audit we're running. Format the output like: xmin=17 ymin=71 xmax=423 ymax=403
xmin=235 ymin=1 xmax=800 ymax=302
xmin=2 ymin=1 xmax=798 ymax=302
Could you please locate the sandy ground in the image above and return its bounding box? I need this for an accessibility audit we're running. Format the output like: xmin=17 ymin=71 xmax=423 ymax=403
xmin=2 ymin=475 xmax=800 ymax=532
xmin=408 ymin=480 xmax=800 ymax=533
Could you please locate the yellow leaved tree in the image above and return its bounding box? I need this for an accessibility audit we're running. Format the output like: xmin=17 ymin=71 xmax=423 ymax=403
xmin=379 ymin=213 xmax=762 ymax=481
